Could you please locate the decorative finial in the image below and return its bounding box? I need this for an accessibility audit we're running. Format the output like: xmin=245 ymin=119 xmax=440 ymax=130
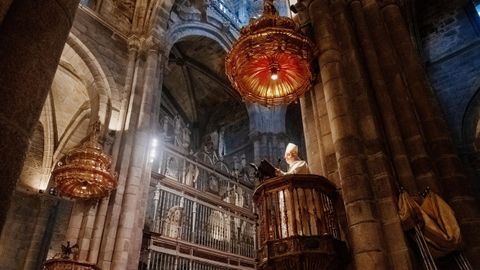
xmin=263 ymin=0 xmax=277 ymax=15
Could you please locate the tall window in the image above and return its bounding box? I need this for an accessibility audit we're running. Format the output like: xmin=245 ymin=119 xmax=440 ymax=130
xmin=475 ymin=0 xmax=480 ymax=16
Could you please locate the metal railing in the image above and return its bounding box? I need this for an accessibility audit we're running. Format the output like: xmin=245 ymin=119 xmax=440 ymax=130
xmin=142 ymin=141 xmax=256 ymax=270
xmin=144 ymin=186 xmax=256 ymax=258
xmin=139 ymin=250 xmax=254 ymax=270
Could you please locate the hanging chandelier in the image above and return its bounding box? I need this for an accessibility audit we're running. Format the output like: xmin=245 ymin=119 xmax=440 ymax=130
xmin=52 ymin=122 xmax=117 ymax=199
xmin=225 ymin=0 xmax=314 ymax=106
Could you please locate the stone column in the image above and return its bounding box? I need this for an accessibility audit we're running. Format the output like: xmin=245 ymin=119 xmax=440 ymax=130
xmin=349 ymin=0 xmax=418 ymax=193
xmin=0 ymin=0 xmax=80 ymax=231
xmin=127 ymin=40 xmax=163 ymax=270
xmin=22 ymin=197 xmax=55 ymax=269
xmin=78 ymin=202 xmax=98 ymax=261
xmin=98 ymin=40 xmax=140 ymax=270
xmin=299 ymin=88 xmax=326 ymax=175
xmin=65 ymin=202 xmax=85 ymax=244
xmin=87 ymin=198 xmax=109 ymax=263
xmin=111 ymin=37 xmax=161 ymax=270
xmin=309 ymin=1 xmax=387 ymax=269
xmin=360 ymin=0 xmax=441 ymax=192
xmin=247 ymin=103 xmax=288 ymax=162
xmin=381 ymin=1 xmax=480 ymax=266
xmin=330 ymin=2 xmax=413 ymax=268
xmin=238 ymin=0 xmax=249 ymax=24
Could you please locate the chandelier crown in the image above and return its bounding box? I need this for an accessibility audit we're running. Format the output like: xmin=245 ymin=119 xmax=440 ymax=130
xmin=52 ymin=121 xmax=117 ymax=200
xmin=225 ymin=0 xmax=314 ymax=106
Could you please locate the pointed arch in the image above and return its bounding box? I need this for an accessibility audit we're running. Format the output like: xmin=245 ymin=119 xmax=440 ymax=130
xmin=65 ymin=33 xmax=122 ymax=131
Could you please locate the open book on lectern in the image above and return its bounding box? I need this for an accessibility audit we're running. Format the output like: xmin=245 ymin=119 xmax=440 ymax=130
xmin=249 ymin=159 xmax=277 ymax=180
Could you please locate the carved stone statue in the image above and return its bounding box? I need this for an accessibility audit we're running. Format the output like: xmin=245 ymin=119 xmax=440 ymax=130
xmin=184 ymin=163 xmax=199 ymax=187
xmin=165 ymin=157 xmax=178 ymax=179
xmin=182 ymin=124 xmax=191 ymax=151
xmin=208 ymin=174 xmax=219 ymax=194
xmin=174 ymin=115 xmax=183 ymax=147
xmin=163 ymin=206 xmax=183 ymax=239
xmin=160 ymin=116 xmax=173 ymax=143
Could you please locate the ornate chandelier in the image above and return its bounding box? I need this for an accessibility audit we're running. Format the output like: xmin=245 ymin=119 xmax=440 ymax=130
xmin=52 ymin=123 xmax=117 ymax=199
xmin=225 ymin=0 xmax=314 ymax=106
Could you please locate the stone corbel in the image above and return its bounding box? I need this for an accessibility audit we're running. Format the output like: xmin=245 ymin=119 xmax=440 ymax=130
xmin=127 ymin=35 xmax=142 ymax=53
xmin=127 ymin=34 xmax=165 ymax=57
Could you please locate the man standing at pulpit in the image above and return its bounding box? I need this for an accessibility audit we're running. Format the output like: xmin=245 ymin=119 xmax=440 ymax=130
xmin=276 ymin=143 xmax=310 ymax=175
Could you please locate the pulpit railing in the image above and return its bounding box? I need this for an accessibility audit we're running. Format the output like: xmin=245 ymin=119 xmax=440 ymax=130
xmin=254 ymin=174 xmax=348 ymax=270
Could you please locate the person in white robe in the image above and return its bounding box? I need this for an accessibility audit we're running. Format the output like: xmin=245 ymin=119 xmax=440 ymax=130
xmin=276 ymin=143 xmax=310 ymax=175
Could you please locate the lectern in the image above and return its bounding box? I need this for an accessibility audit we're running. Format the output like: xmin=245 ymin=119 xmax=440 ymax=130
xmin=253 ymin=174 xmax=348 ymax=270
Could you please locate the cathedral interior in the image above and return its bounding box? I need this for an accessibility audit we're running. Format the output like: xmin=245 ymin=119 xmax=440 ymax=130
xmin=1 ymin=0 xmax=480 ymax=269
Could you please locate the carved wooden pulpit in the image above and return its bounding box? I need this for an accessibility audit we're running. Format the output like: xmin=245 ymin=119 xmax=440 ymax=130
xmin=253 ymin=174 xmax=348 ymax=270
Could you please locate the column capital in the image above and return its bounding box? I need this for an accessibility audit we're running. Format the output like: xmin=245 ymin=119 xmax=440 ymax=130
xmin=127 ymin=34 xmax=166 ymax=55
xmin=142 ymin=36 xmax=164 ymax=54
xmin=127 ymin=35 xmax=142 ymax=52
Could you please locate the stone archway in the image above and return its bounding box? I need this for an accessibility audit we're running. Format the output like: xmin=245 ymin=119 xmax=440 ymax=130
xmin=65 ymin=33 xmax=122 ymax=131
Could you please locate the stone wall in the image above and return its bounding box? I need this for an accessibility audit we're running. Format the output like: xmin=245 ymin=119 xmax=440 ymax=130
xmin=71 ymin=7 xmax=128 ymax=94
xmin=0 ymin=5 xmax=129 ymax=270
xmin=419 ymin=0 xmax=480 ymax=143
xmin=0 ymin=192 xmax=72 ymax=270
xmin=418 ymin=0 xmax=480 ymax=194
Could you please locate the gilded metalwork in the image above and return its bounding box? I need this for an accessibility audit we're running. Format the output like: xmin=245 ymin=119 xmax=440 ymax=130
xmin=52 ymin=123 xmax=117 ymax=199
xmin=225 ymin=0 xmax=314 ymax=106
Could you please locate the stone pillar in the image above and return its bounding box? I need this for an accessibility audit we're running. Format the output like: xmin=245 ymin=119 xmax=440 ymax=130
xmin=309 ymin=1 xmax=388 ymax=269
xmin=360 ymin=0 xmax=441 ymax=193
xmin=238 ymin=0 xmax=249 ymax=24
xmin=299 ymin=91 xmax=325 ymax=175
xmin=381 ymin=1 xmax=480 ymax=267
xmin=65 ymin=202 xmax=85 ymax=244
xmin=0 ymin=0 xmax=80 ymax=231
xmin=349 ymin=0 xmax=418 ymax=193
xmin=98 ymin=41 xmax=140 ymax=270
xmin=87 ymin=198 xmax=109 ymax=263
xmin=110 ymin=37 xmax=162 ymax=270
xmin=330 ymin=2 xmax=413 ymax=268
xmin=22 ymin=197 xmax=56 ymax=269
xmin=78 ymin=202 xmax=98 ymax=261
xmin=247 ymin=103 xmax=288 ymax=162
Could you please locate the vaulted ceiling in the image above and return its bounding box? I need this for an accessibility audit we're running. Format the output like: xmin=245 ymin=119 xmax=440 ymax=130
xmin=163 ymin=36 xmax=243 ymax=133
